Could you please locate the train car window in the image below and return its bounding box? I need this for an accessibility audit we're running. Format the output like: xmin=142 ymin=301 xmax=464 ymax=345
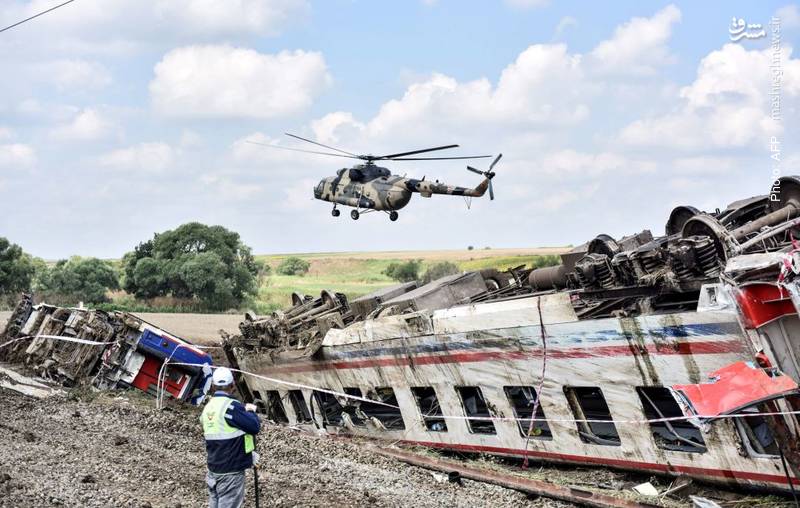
xmin=343 ymin=387 xmax=366 ymax=426
xmin=265 ymin=390 xmax=289 ymax=423
xmin=288 ymin=390 xmax=312 ymax=424
xmin=411 ymin=387 xmax=447 ymax=431
xmin=735 ymin=403 xmax=780 ymax=458
xmin=636 ymin=387 xmax=705 ymax=453
xmin=313 ymin=390 xmax=344 ymax=426
xmin=563 ymin=386 xmax=621 ymax=446
xmin=504 ymin=386 xmax=552 ymax=439
xmin=456 ymin=386 xmax=496 ymax=434
xmin=361 ymin=387 xmax=405 ymax=430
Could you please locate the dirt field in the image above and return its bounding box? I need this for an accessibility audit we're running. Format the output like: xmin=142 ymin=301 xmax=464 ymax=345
xmin=1 ymin=386 xmax=786 ymax=508
xmin=0 ymin=388 xmax=570 ymax=508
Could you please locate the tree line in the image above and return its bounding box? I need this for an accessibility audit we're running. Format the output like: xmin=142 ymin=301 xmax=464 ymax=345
xmin=0 ymin=223 xmax=263 ymax=311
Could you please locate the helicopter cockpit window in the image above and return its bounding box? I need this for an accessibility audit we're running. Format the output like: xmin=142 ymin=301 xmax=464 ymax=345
xmin=349 ymin=167 xmax=364 ymax=181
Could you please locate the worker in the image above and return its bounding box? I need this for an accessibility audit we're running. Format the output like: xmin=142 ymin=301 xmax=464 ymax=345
xmin=201 ymin=367 xmax=261 ymax=508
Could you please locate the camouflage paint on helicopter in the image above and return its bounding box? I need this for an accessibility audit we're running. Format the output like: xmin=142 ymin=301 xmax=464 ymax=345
xmin=250 ymin=133 xmax=500 ymax=221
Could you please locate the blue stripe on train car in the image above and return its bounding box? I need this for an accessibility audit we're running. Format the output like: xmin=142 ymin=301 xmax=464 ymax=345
xmin=137 ymin=329 xmax=212 ymax=367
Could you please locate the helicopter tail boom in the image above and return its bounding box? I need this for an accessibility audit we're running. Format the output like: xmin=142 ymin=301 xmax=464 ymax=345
xmin=404 ymin=177 xmax=492 ymax=198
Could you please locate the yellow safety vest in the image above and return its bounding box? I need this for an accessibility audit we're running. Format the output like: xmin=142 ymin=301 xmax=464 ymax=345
xmin=201 ymin=396 xmax=255 ymax=453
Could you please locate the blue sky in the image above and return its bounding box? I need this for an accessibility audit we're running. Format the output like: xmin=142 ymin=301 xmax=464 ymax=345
xmin=1 ymin=0 xmax=798 ymax=259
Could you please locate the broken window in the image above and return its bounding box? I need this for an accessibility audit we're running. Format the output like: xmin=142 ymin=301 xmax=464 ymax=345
xmin=504 ymin=386 xmax=551 ymax=439
xmin=636 ymin=387 xmax=705 ymax=453
xmin=313 ymin=390 xmax=344 ymax=426
xmin=360 ymin=387 xmax=405 ymax=430
xmin=411 ymin=387 xmax=447 ymax=431
xmin=264 ymin=390 xmax=289 ymax=423
xmin=343 ymin=387 xmax=366 ymax=426
xmin=251 ymin=390 xmax=268 ymax=413
xmin=563 ymin=386 xmax=620 ymax=446
xmin=735 ymin=403 xmax=781 ymax=457
xmin=288 ymin=390 xmax=312 ymax=424
xmin=456 ymin=386 xmax=496 ymax=435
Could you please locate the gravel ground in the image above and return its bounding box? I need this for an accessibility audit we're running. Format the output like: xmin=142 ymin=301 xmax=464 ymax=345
xmin=0 ymin=388 xmax=574 ymax=508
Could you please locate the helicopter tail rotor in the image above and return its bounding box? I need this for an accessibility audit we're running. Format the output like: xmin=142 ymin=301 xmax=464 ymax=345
xmin=466 ymin=153 xmax=501 ymax=200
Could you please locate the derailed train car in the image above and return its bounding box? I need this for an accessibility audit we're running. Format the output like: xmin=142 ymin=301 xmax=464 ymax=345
xmin=0 ymin=297 xmax=213 ymax=404
xmin=224 ymin=176 xmax=800 ymax=493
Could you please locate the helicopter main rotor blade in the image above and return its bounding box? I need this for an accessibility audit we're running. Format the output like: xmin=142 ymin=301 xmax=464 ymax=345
xmin=489 ymin=153 xmax=502 ymax=171
xmin=389 ymin=155 xmax=493 ymax=161
xmin=377 ymin=144 xmax=459 ymax=159
xmin=246 ymin=141 xmax=358 ymax=159
xmin=284 ymin=133 xmax=358 ymax=157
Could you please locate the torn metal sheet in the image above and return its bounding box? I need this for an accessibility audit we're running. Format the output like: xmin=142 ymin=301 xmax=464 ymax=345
xmin=0 ymin=364 xmax=62 ymax=399
xmin=672 ymin=361 xmax=800 ymax=422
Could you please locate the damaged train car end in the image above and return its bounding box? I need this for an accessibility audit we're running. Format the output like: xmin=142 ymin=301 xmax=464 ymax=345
xmin=0 ymin=296 xmax=213 ymax=404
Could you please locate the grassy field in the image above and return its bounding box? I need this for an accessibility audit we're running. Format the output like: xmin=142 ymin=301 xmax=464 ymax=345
xmin=253 ymin=247 xmax=568 ymax=311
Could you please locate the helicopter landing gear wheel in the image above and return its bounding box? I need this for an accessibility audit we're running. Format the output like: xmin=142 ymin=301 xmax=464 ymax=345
xmin=389 ymin=211 xmax=398 ymax=222
xmin=351 ymin=210 xmax=360 ymax=220
xmin=331 ymin=208 xmax=340 ymax=217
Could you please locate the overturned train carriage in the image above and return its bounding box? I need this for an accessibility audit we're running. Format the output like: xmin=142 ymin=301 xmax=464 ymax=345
xmin=1 ymin=297 xmax=213 ymax=404
xmin=224 ymin=176 xmax=800 ymax=493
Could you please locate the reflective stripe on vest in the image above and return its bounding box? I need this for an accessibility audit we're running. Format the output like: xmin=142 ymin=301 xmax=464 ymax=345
xmin=201 ymin=396 xmax=245 ymax=441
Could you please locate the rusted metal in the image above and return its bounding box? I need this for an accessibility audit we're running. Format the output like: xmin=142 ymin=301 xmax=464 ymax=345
xmin=373 ymin=446 xmax=648 ymax=508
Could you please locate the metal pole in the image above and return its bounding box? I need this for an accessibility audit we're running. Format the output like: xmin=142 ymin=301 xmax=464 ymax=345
xmin=253 ymin=465 xmax=260 ymax=508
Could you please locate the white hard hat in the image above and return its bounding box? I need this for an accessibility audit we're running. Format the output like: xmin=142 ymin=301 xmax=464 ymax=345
xmin=212 ymin=367 xmax=234 ymax=387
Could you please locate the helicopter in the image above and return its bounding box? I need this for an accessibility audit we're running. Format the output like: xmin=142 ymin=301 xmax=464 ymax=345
xmin=249 ymin=133 xmax=501 ymax=221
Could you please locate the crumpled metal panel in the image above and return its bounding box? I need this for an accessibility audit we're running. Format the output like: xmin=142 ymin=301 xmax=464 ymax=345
xmin=672 ymin=361 xmax=799 ymax=420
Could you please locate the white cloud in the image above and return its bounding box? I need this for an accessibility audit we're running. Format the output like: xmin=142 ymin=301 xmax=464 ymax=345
xmin=0 ymin=144 xmax=36 ymax=169
xmin=589 ymin=4 xmax=681 ymax=75
xmin=99 ymin=142 xmax=174 ymax=172
xmin=308 ymin=7 xmax=684 ymax=147
xmin=232 ymin=132 xmax=296 ymax=163
xmin=619 ymin=44 xmax=800 ymax=150
xmin=538 ymin=150 xmax=654 ymax=176
xmin=777 ymin=5 xmax=800 ymax=29
xmin=0 ymin=0 xmax=308 ymax=56
xmin=40 ymin=59 xmax=112 ymax=90
xmin=200 ymin=174 xmax=263 ymax=199
xmin=311 ymin=112 xmax=365 ymax=144
xmin=0 ymin=127 xmax=13 ymax=140
xmin=149 ymin=45 xmax=330 ymax=119
xmin=50 ymin=108 xmax=117 ymax=141
xmin=554 ymin=16 xmax=577 ymax=37
xmin=154 ymin=0 xmax=309 ymax=37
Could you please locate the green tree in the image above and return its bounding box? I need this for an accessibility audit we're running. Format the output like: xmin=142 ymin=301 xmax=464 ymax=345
xmin=121 ymin=223 xmax=259 ymax=310
xmin=383 ymin=260 xmax=421 ymax=282
xmin=37 ymin=257 xmax=120 ymax=304
xmin=276 ymin=257 xmax=310 ymax=276
xmin=531 ymin=255 xmax=561 ymax=269
xmin=422 ymin=261 xmax=460 ymax=283
xmin=0 ymin=237 xmax=36 ymax=299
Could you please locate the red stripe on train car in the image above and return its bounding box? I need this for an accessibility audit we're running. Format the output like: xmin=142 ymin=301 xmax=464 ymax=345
xmin=269 ymin=339 xmax=745 ymax=374
xmin=401 ymin=440 xmax=798 ymax=486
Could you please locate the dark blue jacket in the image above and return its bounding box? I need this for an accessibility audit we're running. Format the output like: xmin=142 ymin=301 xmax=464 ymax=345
xmin=205 ymin=392 xmax=261 ymax=473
